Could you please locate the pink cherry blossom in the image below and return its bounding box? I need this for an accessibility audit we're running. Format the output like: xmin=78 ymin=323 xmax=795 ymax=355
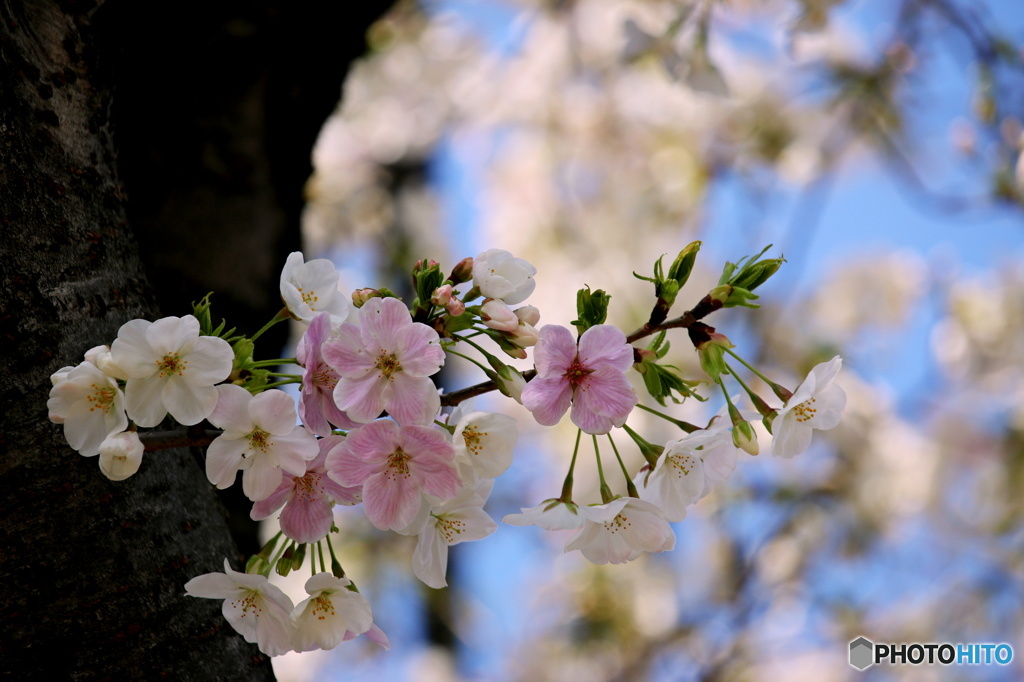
xmin=521 ymin=324 xmax=638 ymax=434
xmin=321 ymin=297 xmax=445 ymax=426
xmin=325 ymin=420 xmax=461 ymax=531
xmin=251 ymin=435 xmax=361 ymax=543
xmin=296 ymin=312 xmax=358 ymax=436
xmin=291 ymin=572 xmax=373 ymax=652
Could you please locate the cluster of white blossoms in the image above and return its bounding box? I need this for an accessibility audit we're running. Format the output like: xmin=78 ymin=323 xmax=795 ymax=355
xmin=48 ymin=244 xmax=846 ymax=655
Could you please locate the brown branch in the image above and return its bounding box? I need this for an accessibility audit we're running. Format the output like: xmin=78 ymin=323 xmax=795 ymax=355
xmin=139 ymin=427 xmax=223 ymax=451
xmin=440 ymin=369 xmax=537 ymax=407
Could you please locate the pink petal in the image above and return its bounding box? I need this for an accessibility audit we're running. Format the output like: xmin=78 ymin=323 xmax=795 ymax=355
xmin=359 ymin=297 xmax=411 ymax=353
xmin=147 ymin=315 xmax=199 ymax=355
xmin=280 ymin=496 xmax=335 ymax=543
xmin=206 ymin=437 xmax=247 ymax=488
xmin=570 ymin=368 xmax=637 ymax=434
xmin=362 ymin=471 xmax=422 ymax=531
xmin=334 ymin=374 xmax=386 ymax=423
xmin=521 ymin=376 xmax=572 ymax=426
xmin=532 ymin=325 xmax=577 ymax=377
xmin=383 ymin=374 xmax=440 ymax=426
xmin=296 ymin=312 xmax=330 ymax=367
xmin=321 ymin=324 xmax=374 ymax=377
xmin=393 ymin=324 xmax=444 ymax=376
xmin=250 ymin=478 xmax=295 ymax=520
xmin=243 ymin=458 xmax=284 ymax=501
xmin=577 ymin=325 xmax=634 ymax=373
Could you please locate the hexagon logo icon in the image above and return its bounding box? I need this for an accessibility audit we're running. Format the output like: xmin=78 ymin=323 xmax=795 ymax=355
xmin=849 ymin=637 xmax=874 ymax=670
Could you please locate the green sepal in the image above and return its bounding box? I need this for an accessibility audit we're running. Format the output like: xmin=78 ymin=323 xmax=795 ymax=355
xmin=571 ymin=286 xmax=611 ymax=334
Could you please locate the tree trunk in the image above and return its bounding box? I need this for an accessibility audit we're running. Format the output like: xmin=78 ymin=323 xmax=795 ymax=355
xmin=0 ymin=0 xmax=390 ymax=678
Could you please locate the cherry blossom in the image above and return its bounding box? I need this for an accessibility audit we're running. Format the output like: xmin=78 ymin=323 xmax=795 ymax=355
xmin=108 ymin=315 xmax=233 ymax=427
xmin=325 ymin=420 xmax=461 ymax=531
xmin=450 ymin=409 xmax=518 ymax=482
xmin=296 ymin=312 xmax=358 ymax=436
xmin=98 ymin=431 xmax=144 ymax=481
xmin=321 ymin=297 xmax=445 ymax=426
xmin=291 ymin=572 xmax=373 ymax=652
xmin=279 ymin=251 xmax=351 ymax=324
xmin=205 ymin=385 xmax=319 ymax=502
xmin=184 ymin=559 xmax=295 ymax=656
xmin=47 ymin=361 xmax=128 ymax=457
xmin=638 ymin=438 xmax=705 ymax=523
xmin=479 ymin=299 xmax=520 ymax=332
xmin=406 ymin=480 xmax=496 ymax=589
xmin=472 ymin=249 xmax=537 ymax=304
xmin=564 ymin=497 xmax=675 ymax=565
xmin=771 ymin=356 xmax=846 ymax=458
xmin=250 ymin=435 xmax=361 ymax=543
xmin=522 ymin=324 xmax=638 ymax=434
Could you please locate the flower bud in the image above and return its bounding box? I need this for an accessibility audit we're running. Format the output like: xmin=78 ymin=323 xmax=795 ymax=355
xmin=446 ymin=298 xmax=466 ymax=316
xmin=508 ymin=322 xmax=540 ymax=348
xmin=514 ymin=305 xmax=540 ymax=327
xmin=98 ymin=431 xmax=145 ymax=481
xmin=430 ymin=284 xmax=454 ymax=307
xmin=352 ymin=288 xmax=380 ymax=308
xmin=732 ymin=421 xmax=759 ymax=455
xmin=449 ymin=257 xmax=474 ymax=285
xmin=695 ymin=331 xmax=733 ymax=381
xmin=494 ymin=366 xmax=527 ymax=404
xmin=480 ymin=299 xmax=520 ymax=332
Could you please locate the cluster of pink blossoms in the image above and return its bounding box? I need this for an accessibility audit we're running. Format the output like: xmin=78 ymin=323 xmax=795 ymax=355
xmin=48 ymin=245 xmax=848 ymax=656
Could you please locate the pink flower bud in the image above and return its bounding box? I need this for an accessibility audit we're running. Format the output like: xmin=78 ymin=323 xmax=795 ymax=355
xmin=431 ymin=284 xmax=454 ymax=307
xmin=446 ymin=298 xmax=466 ymax=316
xmin=480 ymin=299 xmax=520 ymax=332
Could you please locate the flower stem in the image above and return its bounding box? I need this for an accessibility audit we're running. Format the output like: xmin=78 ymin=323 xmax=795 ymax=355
xmin=250 ymin=307 xmax=292 ymax=342
xmin=593 ymin=435 xmax=615 ymax=504
xmin=250 ymin=358 xmax=298 ymax=368
xmin=559 ymin=429 xmax=583 ymax=502
xmin=607 ymin=434 xmax=639 ymax=498
xmin=635 ymin=403 xmax=699 ymax=433
xmin=253 ymin=379 xmax=302 ymax=391
xmin=325 ymin=534 xmax=346 ymax=579
xmin=317 ymin=541 xmax=327 ymax=576
xmin=446 ymin=348 xmax=492 ymax=375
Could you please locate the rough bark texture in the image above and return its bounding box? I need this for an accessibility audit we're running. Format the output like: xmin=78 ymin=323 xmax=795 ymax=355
xmin=0 ymin=0 xmax=391 ymax=678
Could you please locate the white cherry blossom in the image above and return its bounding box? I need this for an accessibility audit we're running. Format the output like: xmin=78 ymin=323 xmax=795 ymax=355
xmin=280 ymin=251 xmax=351 ymax=323
xmin=98 ymin=431 xmax=144 ymax=481
xmin=47 ymin=361 xmax=128 ymax=457
xmin=451 ymin=410 xmax=518 ymax=482
xmin=109 ymin=315 xmax=233 ymax=427
xmin=771 ymin=356 xmax=846 ymax=458
xmin=564 ymin=497 xmax=675 ymax=565
xmin=472 ymin=249 xmax=537 ymax=305
xmin=205 ymin=385 xmax=318 ymax=501
xmin=184 ymin=559 xmax=295 ymax=656
xmin=291 ymin=572 xmax=373 ymax=652
xmin=410 ymin=481 xmax=497 ymax=589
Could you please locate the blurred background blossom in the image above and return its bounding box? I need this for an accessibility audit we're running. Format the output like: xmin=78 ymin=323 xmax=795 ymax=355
xmin=279 ymin=0 xmax=1024 ymax=679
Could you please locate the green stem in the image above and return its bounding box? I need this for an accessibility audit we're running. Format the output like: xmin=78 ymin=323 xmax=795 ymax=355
xmin=446 ymin=348 xmax=492 ymax=375
xmin=317 ymin=542 xmax=326 ymax=575
xmin=250 ymin=358 xmax=298 ymax=368
xmin=325 ymin=534 xmax=345 ymax=578
xmin=607 ymin=434 xmax=639 ymax=498
xmin=250 ymin=307 xmax=291 ymax=342
xmin=254 ymin=379 xmax=302 ymax=391
xmin=266 ymin=372 xmax=302 ymax=379
xmin=560 ymin=429 xmax=583 ymax=502
xmin=270 ymin=539 xmax=292 ymax=568
xmin=725 ymin=362 xmax=775 ymax=417
xmin=593 ymin=435 xmax=615 ymax=504
xmin=635 ymin=403 xmax=699 ymax=433
xmin=723 ymin=347 xmax=774 ymax=386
